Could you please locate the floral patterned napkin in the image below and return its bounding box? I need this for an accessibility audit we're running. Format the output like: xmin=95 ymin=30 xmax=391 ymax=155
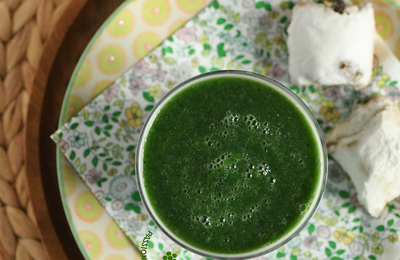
xmin=52 ymin=0 xmax=400 ymax=259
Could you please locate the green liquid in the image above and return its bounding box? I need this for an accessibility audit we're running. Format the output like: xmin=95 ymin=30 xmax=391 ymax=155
xmin=143 ymin=76 xmax=321 ymax=254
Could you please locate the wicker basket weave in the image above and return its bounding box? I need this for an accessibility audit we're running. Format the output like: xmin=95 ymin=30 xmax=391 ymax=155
xmin=0 ymin=0 xmax=70 ymax=259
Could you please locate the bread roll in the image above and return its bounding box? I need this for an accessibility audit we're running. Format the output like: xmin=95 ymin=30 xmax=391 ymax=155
xmin=326 ymin=96 xmax=400 ymax=217
xmin=287 ymin=2 xmax=375 ymax=88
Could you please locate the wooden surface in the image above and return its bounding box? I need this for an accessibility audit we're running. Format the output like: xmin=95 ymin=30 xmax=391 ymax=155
xmin=25 ymin=0 xmax=125 ymax=259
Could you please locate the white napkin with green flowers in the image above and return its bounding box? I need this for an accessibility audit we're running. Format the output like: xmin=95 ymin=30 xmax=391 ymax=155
xmin=52 ymin=0 xmax=400 ymax=259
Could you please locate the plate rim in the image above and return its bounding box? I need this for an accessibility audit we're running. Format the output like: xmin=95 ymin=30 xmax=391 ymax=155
xmin=55 ymin=0 xmax=400 ymax=259
xmin=56 ymin=1 xmax=134 ymax=259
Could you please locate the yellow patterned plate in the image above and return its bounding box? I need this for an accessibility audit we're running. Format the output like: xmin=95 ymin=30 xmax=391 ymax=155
xmin=56 ymin=0 xmax=212 ymax=259
xmin=57 ymin=0 xmax=400 ymax=259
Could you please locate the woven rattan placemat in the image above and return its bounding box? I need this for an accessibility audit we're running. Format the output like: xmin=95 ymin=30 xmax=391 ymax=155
xmin=0 ymin=0 xmax=71 ymax=259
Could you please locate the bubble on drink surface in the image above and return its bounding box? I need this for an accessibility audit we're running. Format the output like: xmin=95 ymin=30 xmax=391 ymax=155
xmin=200 ymin=216 xmax=209 ymax=223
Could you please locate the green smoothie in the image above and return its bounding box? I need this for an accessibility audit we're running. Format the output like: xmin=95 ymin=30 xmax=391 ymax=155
xmin=141 ymin=75 xmax=322 ymax=254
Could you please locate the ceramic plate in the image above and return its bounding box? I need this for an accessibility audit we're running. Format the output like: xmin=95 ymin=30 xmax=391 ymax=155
xmin=57 ymin=0 xmax=400 ymax=259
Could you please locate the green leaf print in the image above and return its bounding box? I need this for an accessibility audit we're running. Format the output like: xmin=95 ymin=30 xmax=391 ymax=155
xmin=102 ymin=115 xmax=109 ymax=124
xmin=199 ymin=66 xmax=206 ymax=73
xmin=188 ymin=49 xmax=195 ymax=55
xmin=290 ymin=85 xmax=300 ymax=94
xmin=331 ymin=257 xmax=343 ymax=260
xmin=265 ymin=2 xmax=272 ymax=10
xmin=255 ymin=1 xmax=264 ymax=8
xmin=166 ymin=47 xmax=173 ymax=53
xmin=84 ymin=121 xmax=94 ymax=127
xmin=325 ymin=247 xmax=332 ymax=257
xmin=348 ymin=206 xmax=356 ymax=213
xmin=339 ymin=190 xmax=350 ymax=198
xmin=277 ymin=252 xmax=285 ymax=258
xmin=125 ymin=203 xmax=134 ymax=211
xmin=92 ymin=156 xmax=98 ymax=167
xmin=204 ymin=44 xmax=211 ymax=50
xmin=112 ymin=111 xmax=121 ymax=117
xmin=104 ymin=131 xmax=111 ymax=137
xmin=126 ymin=145 xmax=135 ymax=152
xmin=143 ymin=92 xmax=155 ymax=102
xmin=147 ymin=241 xmax=153 ymax=248
xmin=217 ymin=18 xmax=226 ymax=24
xmin=235 ymin=55 xmax=244 ymax=60
xmin=280 ymin=16 xmax=287 ymax=23
xmin=132 ymin=191 xmax=141 ymax=201
xmin=376 ymin=225 xmax=384 ymax=231
xmin=145 ymin=105 xmax=154 ymax=111
xmin=158 ymin=243 xmax=163 ymax=250
xmin=342 ymin=202 xmax=350 ymax=207
xmin=112 ymin=161 xmax=122 ymax=166
xmin=104 ymin=105 xmax=110 ymax=111
xmin=224 ymin=24 xmax=233 ymax=30
xmin=71 ymin=123 xmax=79 ymax=130
xmin=133 ymin=205 xmax=141 ymax=214
xmin=308 ymin=223 xmax=315 ymax=234
xmin=389 ymin=81 xmax=397 ymax=86
xmin=103 ymin=163 xmax=107 ymax=171
xmin=329 ymin=241 xmax=336 ymax=249
xmin=69 ymin=151 xmax=76 ymax=160
xmin=84 ymin=148 xmax=90 ymax=158
xmin=210 ymin=67 xmax=220 ymax=71
xmin=387 ymin=219 xmax=394 ymax=226
xmin=105 ymin=197 xmax=112 ymax=201
xmin=217 ymin=43 xmax=226 ymax=57
xmin=336 ymin=250 xmax=345 ymax=255
xmin=96 ymin=178 xmax=107 ymax=188
xmin=211 ymin=1 xmax=219 ymax=9
xmin=242 ymin=60 xmax=251 ymax=64
xmin=290 ymin=255 xmax=297 ymax=260
xmin=368 ymin=255 xmax=376 ymax=260
xmin=235 ymin=30 xmax=241 ymax=38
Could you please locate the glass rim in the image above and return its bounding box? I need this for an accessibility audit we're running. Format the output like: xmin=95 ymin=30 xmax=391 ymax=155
xmin=136 ymin=70 xmax=328 ymax=259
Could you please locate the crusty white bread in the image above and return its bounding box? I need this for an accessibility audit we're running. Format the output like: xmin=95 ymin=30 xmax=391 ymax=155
xmin=326 ymin=96 xmax=400 ymax=217
xmin=288 ymin=2 xmax=375 ymax=88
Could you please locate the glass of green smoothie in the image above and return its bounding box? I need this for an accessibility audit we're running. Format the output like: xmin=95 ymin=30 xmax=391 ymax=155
xmin=136 ymin=70 xmax=327 ymax=259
